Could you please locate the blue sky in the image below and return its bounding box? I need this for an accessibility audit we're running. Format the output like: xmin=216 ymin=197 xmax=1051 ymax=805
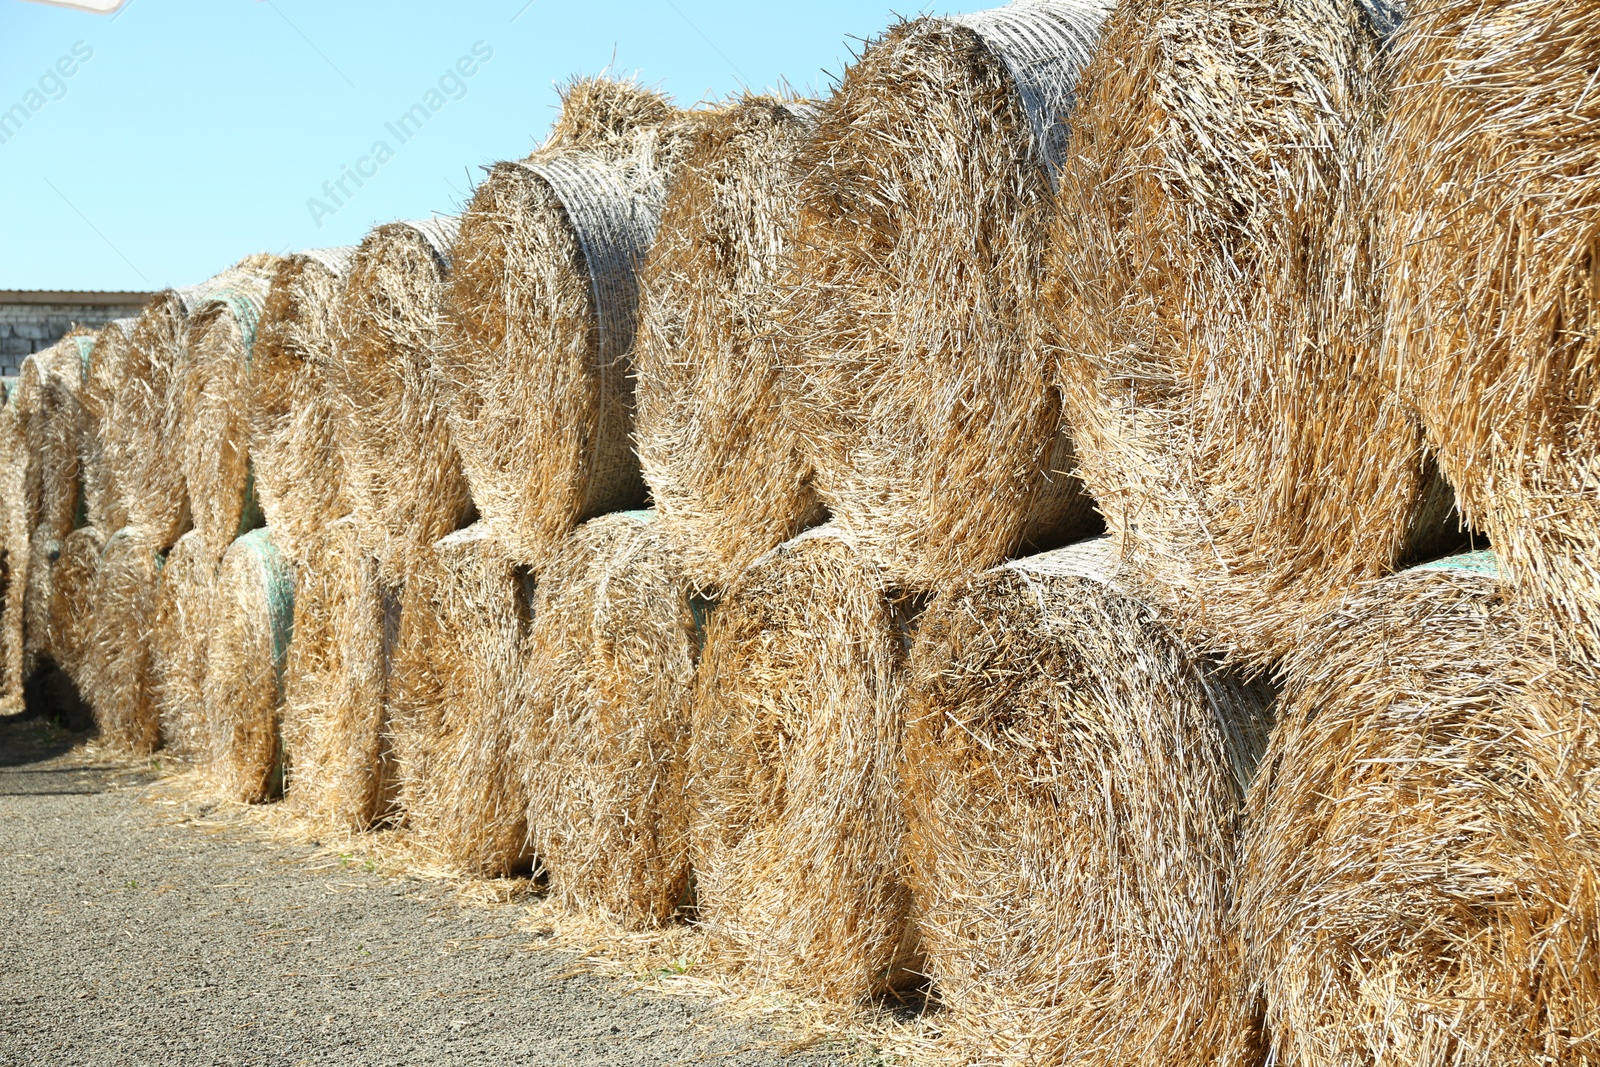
xmin=0 ymin=0 xmax=991 ymax=291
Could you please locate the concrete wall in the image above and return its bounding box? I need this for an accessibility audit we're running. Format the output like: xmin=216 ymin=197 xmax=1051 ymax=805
xmin=0 ymin=302 xmax=147 ymax=378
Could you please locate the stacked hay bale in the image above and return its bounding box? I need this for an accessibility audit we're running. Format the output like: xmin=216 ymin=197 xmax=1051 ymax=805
xmin=1380 ymin=0 xmax=1600 ymax=666
xmin=904 ymin=539 xmax=1274 ymax=1065
xmin=180 ymin=277 xmax=274 ymax=559
xmin=521 ymin=511 xmax=698 ymax=927
xmin=1240 ymin=551 xmax=1600 ymax=1065
xmin=204 ymin=528 xmax=295 ymax=803
xmin=248 ymin=248 xmax=355 ymax=563
xmin=79 ymin=526 xmax=163 ymax=753
xmin=330 ymin=218 xmax=470 ymax=582
xmin=78 ymin=317 xmax=138 ymax=533
xmin=12 ymin=354 xmax=50 ymax=677
xmin=632 ymin=97 xmax=822 ymax=591
xmin=0 ymin=390 xmax=26 ymax=709
xmin=773 ymin=1 xmax=1108 ymax=591
xmin=439 ymin=78 xmax=694 ymax=565
xmin=387 ymin=523 xmax=532 ymax=874
xmin=1043 ymin=0 xmax=1446 ymax=666
xmin=686 ymin=527 xmax=919 ymax=998
xmin=150 ymin=531 xmax=219 ymax=758
xmin=48 ymin=525 xmax=104 ymax=687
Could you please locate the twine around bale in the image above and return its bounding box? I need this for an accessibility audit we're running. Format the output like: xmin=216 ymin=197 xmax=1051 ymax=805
xmin=235 ymin=527 xmax=295 ymax=694
xmin=1412 ymin=548 xmax=1499 ymax=578
xmin=398 ymin=215 xmax=460 ymax=274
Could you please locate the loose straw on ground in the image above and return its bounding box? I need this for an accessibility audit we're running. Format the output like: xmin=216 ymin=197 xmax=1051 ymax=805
xmin=387 ymin=523 xmax=532 ymax=876
xmin=521 ymin=510 xmax=697 ymax=928
xmin=80 ymin=525 xmax=163 ymax=753
xmin=1043 ymin=0 xmax=1448 ymax=667
xmin=632 ymin=96 xmax=823 ymax=592
xmin=249 ymin=248 xmax=356 ymax=563
xmin=686 ymin=526 xmax=920 ymax=1000
xmin=775 ymin=1 xmax=1109 ymax=591
xmin=205 ymin=528 xmax=295 ymax=803
xmin=1380 ymin=0 xmax=1600 ymax=666
xmin=1240 ymin=550 xmax=1600 ymax=1066
xmin=151 ymin=530 xmax=219 ymax=760
xmin=904 ymin=538 xmax=1274 ymax=1066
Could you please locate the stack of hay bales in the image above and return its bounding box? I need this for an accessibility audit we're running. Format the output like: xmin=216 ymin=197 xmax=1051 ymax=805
xmin=521 ymin=510 xmax=698 ymax=927
xmin=248 ymin=248 xmax=356 ymax=563
xmin=632 ymin=96 xmax=822 ymax=591
xmin=439 ymin=78 xmax=693 ymax=566
xmin=1240 ymin=551 xmax=1600 ymax=1065
xmin=686 ymin=527 xmax=920 ymax=999
xmin=1042 ymin=0 xmax=1446 ymax=666
xmin=386 ymin=523 xmax=532 ymax=874
xmin=904 ymin=539 xmax=1274 ymax=1065
xmin=774 ymin=0 xmax=1108 ymax=591
xmin=150 ymin=531 xmax=218 ymax=758
xmin=1380 ymin=0 xmax=1600 ymax=667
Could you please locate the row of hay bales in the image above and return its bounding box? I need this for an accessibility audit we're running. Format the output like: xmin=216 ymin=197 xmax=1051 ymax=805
xmin=1 ymin=0 xmax=1596 ymax=1062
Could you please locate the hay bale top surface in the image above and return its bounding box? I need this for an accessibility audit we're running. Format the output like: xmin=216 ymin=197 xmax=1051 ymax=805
xmin=542 ymin=76 xmax=678 ymax=155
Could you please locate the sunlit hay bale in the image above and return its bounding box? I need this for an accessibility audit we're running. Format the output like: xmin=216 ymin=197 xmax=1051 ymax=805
xmin=632 ymin=98 xmax=824 ymax=592
xmin=387 ymin=523 xmax=533 ymax=875
xmin=150 ymin=530 xmax=220 ymax=760
xmin=79 ymin=317 xmax=138 ymax=533
xmin=179 ymin=278 xmax=274 ymax=560
xmin=204 ymin=528 xmax=295 ymax=804
xmin=439 ymin=79 xmax=698 ymax=567
xmin=331 ymin=218 xmax=472 ymax=582
xmin=37 ymin=330 xmax=94 ymax=540
xmin=49 ymin=524 xmax=104 ymax=686
xmin=13 ymin=353 xmax=48 ymax=538
xmin=1041 ymin=0 xmax=1448 ymax=668
xmin=80 ymin=525 xmax=163 ymax=753
xmin=773 ymin=2 xmax=1109 ymax=593
xmin=1380 ymin=3 xmax=1600 ymax=667
xmin=0 ymin=400 xmax=26 ymax=710
xmin=1239 ymin=550 xmax=1600 ymax=1066
xmin=520 ymin=510 xmax=697 ymax=928
xmin=249 ymin=248 xmax=356 ymax=564
xmin=685 ymin=526 xmax=920 ymax=999
xmin=280 ymin=516 xmax=391 ymax=828
xmin=23 ymin=524 xmax=62 ymax=675
xmin=903 ymin=538 xmax=1275 ymax=1066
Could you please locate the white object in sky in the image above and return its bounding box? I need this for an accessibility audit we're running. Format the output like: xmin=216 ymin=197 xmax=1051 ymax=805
xmin=18 ymin=0 xmax=129 ymax=12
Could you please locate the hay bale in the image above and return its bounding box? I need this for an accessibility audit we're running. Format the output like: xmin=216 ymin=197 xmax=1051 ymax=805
xmin=150 ymin=530 xmax=219 ymax=760
xmin=1239 ymin=550 xmax=1600 ymax=1065
xmin=903 ymin=538 xmax=1274 ymax=1065
xmin=37 ymin=330 xmax=93 ymax=540
xmin=387 ymin=523 xmax=533 ymax=875
xmin=685 ymin=526 xmax=920 ymax=999
xmin=80 ymin=525 xmax=163 ymax=753
xmin=1042 ymin=0 xmax=1446 ymax=667
xmin=13 ymin=353 xmax=49 ymax=539
xmin=23 ymin=523 xmax=62 ymax=675
xmin=280 ymin=516 xmax=391 ymax=828
xmin=331 ymin=218 xmax=472 ymax=581
xmin=632 ymin=97 xmax=825 ymax=591
xmin=49 ymin=524 xmax=104 ymax=686
xmin=204 ymin=528 xmax=295 ymax=803
xmin=774 ymin=1 xmax=1109 ymax=591
xmin=248 ymin=248 xmax=357 ymax=563
xmin=439 ymin=79 xmax=695 ymax=566
xmin=1380 ymin=0 xmax=1600 ymax=666
xmin=521 ymin=510 xmax=697 ymax=927
xmin=79 ymin=317 xmax=138 ymax=533
xmin=0 ymin=401 xmax=26 ymax=710
xmin=180 ymin=277 xmax=274 ymax=560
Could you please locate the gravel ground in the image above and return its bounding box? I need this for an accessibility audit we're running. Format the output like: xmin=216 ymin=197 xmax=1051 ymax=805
xmin=0 ymin=717 xmax=868 ymax=1067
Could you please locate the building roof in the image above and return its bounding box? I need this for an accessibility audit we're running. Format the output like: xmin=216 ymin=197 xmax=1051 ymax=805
xmin=0 ymin=290 xmax=155 ymax=306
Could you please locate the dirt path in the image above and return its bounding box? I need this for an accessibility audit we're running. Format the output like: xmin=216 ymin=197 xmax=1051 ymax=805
xmin=0 ymin=717 xmax=865 ymax=1067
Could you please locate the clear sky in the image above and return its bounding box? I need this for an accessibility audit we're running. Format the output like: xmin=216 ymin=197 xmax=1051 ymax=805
xmin=0 ymin=0 xmax=993 ymax=292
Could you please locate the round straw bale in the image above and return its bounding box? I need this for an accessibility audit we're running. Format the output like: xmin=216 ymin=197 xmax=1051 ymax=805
xmin=249 ymin=248 xmax=356 ymax=563
xmin=904 ymin=538 xmax=1274 ymax=1065
xmin=1380 ymin=1 xmax=1600 ymax=666
xmin=439 ymin=81 xmax=695 ymax=566
xmin=150 ymin=530 xmax=219 ymax=760
xmin=14 ymin=353 xmax=49 ymax=537
xmin=774 ymin=2 xmax=1109 ymax=591
xmin=36 ymin=330 xmax=93 ymax=540
xmin=331 ymin=218 xmax=472 ymax=581
xmin=1239 ymin=550 xmax=1600 ymax=1066
xmin=48 ymin=524 xmax=104 ymax=685
xmin=632 ymin=97 xmax=825 ymax=591
xmin=686 ymin=526 xmax=920 ymax=999
xmin=0 ymin=401 xmax=27 ymax=710
xmin=1042 ymin=0 xmax=1445 ymax=667
xmin=205 ymin=528 xmax=295 ymax=803
xmin=23 ymin=523 xmax=62 ymax=675
xmin=79 ymin=317 xmax=138 ymax=533
xmin=280 ymin=516 xmax=391 ymax=828
xmin=387 ymin=523 xmax=533 ymax=875
xmin=180 ymin=277 xmax=274 ymax=560
xmin=80 ymin=525 xmax=163 ymax=753
xmin=520 ymin=510 xmax=697 ymax=927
